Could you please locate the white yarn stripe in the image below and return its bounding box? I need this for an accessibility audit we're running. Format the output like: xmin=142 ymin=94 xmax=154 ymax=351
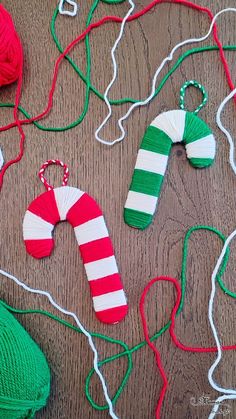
xmin=93 ymin=290 xmax=127 ymax=312
xmin=85 ymin=256 xmax=118 ymax=281
xmin=54 ymin=186 xmax=84 ymax=221
xmin=0 ymin=268 xmax=118 ymax=419
xmin=135 ymin=149 xmax=168 ymax=175
xmin=125 ymin=191 xmax=157 ymax=214
xmin=151 ymin=110 xmax=186 ymax=143
xmin=23 ymin=211 xmax=54 ymax=240
xmin=207 ymin=85 xmax=236 ymax=419
xmin=74 ymin=216 xmax=109 ymax=246
xmin=58 ymin=0 xmax=78 ymax=17
xmin=95 ymin=8 xmax=236 ymax=146
xmin=185 ymin=134 xmax=216 ymax=159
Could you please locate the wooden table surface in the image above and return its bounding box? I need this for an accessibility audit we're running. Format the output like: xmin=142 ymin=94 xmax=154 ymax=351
xmin=1 ymin=1 xmax=236 ymax=418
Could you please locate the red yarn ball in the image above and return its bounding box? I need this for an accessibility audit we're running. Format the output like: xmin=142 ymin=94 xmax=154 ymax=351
xmin=0 ymin=5 xmax=22 ymax=87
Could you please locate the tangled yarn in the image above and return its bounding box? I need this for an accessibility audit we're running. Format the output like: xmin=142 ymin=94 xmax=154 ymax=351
xmin=0 ymin=1 xmax=234 ymax=188
xmin=0 ymin=5 xmax=22 ymax=87
xmin=0 ymin=302 xmax=50 ymax=418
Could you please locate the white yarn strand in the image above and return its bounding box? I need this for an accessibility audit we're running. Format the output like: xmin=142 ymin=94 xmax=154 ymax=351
xmin=0 ymin=268 xmax=119 ymax=419
xmin=216 ymin=87 xmax=236 ymax=176
xmin=95 ymin=0 xmax=135 ymax=144
xmin=207 ymin=85 xmax=236 ymax=418
xmin=58 ymin=0 xmax=78 ymax=17
xmin=207 ymin=230 xmax=236 ymax=418
xmin=95 ymin=7 xmax=236 ymax=146
xmin=0 ymin=148 xmax=4 ymax=171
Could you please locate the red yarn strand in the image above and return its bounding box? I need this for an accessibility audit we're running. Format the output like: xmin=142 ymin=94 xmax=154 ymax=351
xmin=0 ymin=1 xmax=234 ymax=188
xmin=140 ymin=276 xmax=236 ymax=418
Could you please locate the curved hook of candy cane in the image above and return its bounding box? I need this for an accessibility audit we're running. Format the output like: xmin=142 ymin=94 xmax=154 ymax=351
xmin=124 ymin=109 xmax=216 ymax=230
xmin=58 ymin=0 xmax=78 ymax=17
xmin=216 ymin=86 xmax=236 ymax=176
xmin=207 ymin=228 xmax=236 ymax=419
xmin=95 ymin=7 xmax=236 ymax=146
xmin=0 ymin=268 xmax=119 ymax=419
xmin=23 ymin=186 xmax=128 ymax=324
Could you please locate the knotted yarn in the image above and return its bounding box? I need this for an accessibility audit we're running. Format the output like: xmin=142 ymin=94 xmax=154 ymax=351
xmin=0 ymin=5 xmax=22 ymax=87
xmin=0 ymin=302 xmax=50 ymax=418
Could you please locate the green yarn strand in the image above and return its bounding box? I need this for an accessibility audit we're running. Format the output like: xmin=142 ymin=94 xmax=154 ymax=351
xmin=1 ymin=37 xmax=236 ymax=130
xmin=129 ymin=169 xmax=163 ymax=196
xmin=1 ymin=225 xmax=234 ymax=413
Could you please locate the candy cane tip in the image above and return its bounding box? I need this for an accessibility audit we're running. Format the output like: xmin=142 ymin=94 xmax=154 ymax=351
xmin=96 ymin=305 xmax=128 ymax=324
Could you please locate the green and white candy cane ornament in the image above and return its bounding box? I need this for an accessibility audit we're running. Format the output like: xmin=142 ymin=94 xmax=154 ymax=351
xmin=124 ymin=80 xmax=216 ymax=230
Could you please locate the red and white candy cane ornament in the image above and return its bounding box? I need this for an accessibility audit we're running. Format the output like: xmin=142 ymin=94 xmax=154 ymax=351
xmin=23 ymin=160 xmax=128 ymax=324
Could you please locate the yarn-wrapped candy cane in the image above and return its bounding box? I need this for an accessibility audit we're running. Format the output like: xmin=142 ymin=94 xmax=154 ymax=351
xmin=23 ymin=160 xmax=128 ymax=324
xmin=124 ymin=80 xmax=216 ymax=230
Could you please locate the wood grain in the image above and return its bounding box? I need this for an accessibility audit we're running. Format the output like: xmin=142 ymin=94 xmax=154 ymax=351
xmin=1 ymin=1 xmax=236 ymax=418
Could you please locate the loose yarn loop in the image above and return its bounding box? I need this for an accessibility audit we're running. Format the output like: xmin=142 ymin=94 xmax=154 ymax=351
xmin=0 ymin=3 xmax=234 ymax=189
xmin=124 ymin=106 xmax=215 ymax=229
xmin=85 ymin=225 xmax=235 ymax=413
xmin=1 ymin=4 xmax=236 ymax=134
xmin=95 ymin=7 xmax=236 ymax=146
xmin=0 ymin=302 xmax=50 ymax=418
xmin=58 ymin=0 xmax=78 ymax=17
xmin=38 ymin=159 xmax=69 ymax=191
xmin=23 ymin=161 xmax=128 ymax=324
xmin=0 ymin=269 xmax=118 ymax=419
xmin=0 ymin=5 xmax=22 ymax=87
xmin=0 ymin=225 xmax=234 ymax=417
xmin=206 ymin=85 xmax=236 ymax=418
xmin=179 ymin=79 xmax=208 ymax=114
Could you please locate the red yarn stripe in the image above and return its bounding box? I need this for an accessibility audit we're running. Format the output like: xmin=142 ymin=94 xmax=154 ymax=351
xmin=27 ymin=190 xmax=60 ymax=225
xmin=140 ymin=276 xmax=236 ymax=419
xmin=80 ymin=237 xmax=114 ymax=264
xmin=95 ymin=305 xmax=128 ymax=324
xmin=25 ymin=238 xmax=54 ymax=259
xmin=89 ymin=273 xmax=123 ymax=297
xmin=67 ymin=193 xmax=102 ymax=227
xmin=0 ymin=0 xmax=234 ymax=188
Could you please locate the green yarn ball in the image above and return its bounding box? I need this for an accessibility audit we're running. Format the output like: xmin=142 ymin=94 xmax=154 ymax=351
xmin=0 ymin=302 xmax=50 ymax=418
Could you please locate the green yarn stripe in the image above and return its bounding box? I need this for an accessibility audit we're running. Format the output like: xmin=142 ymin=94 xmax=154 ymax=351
xmin=184 ymin=112 xmax=212 ymax=144
xmin=184 ymin=112 xmax=215 ymax=168
xmin=130 ymin=169 xmax=163 ymax=196
xmin=124 ymin=110 xmax=215 ymax=229
xmin=124 ymin=125 xmax=172 ymax=229
xmin=141 ymin=126 xmax=172 ymax=154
